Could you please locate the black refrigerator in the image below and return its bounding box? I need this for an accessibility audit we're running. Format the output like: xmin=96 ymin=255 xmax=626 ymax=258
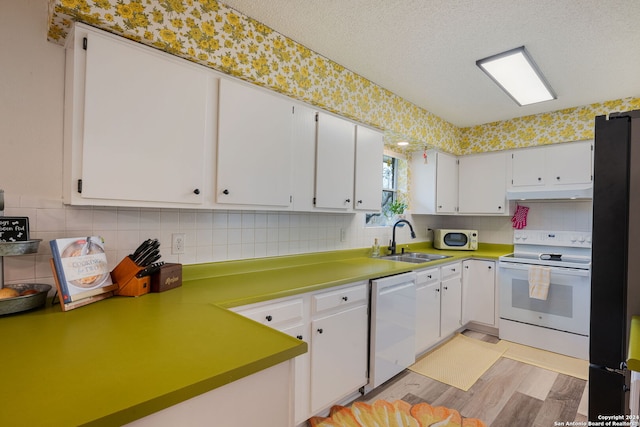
xmin=590 ymin=109 xmax=640 ymax=419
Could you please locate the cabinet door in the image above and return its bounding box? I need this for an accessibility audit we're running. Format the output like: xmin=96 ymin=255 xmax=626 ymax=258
xmin=547 ymin=140 xmax=593 ymax=186
xmin=279 ymin=324 xmax=310 ymax=425
xmin=315 ymin=112 xmax=356 ymax=210
xmin=310 ymin=304 xmax=368 ymax=413
xmin=80 ymin=28 xmax=210 ymax=205
xmin=354 ymin=126 xmax=384 ymax=211
xmin=440 ymin=276 xmax=462 ymax=337
xmin=415 ymin=268 xmax=440 ymax=354
xmin=435 ymin=152 xmax=458 ymax=213
xmin=462 ymin=260 xmax=496 ymax=326
xmin=511 ymin=146 xmax=546 ymax=187
xmin=291 ymin=104 xmax=319 ymax=211
xmin=409 ymin=149 xmax=438 ymax=214
xmin=458 ymin=152 xmax=507 ymax=214
xmin=217 ymin=78 xmax=294 ymax=207
xmin=416 ymin=285 xmax=441 ymax=355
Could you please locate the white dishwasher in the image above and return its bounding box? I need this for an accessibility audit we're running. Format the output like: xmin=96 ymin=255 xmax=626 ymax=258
xmin=367 ymin=272 xmax=417 ymax=391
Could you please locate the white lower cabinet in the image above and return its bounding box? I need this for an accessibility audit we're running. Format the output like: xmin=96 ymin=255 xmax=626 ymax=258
xmin=232 ymin=297 xmax=309 ymax=425
xmin=415 ymin=267 xmax=441 ymax=354
xmin=439 ymin=262 xmax=463 ymax=339
xmin=232 ymin=281 xmax=368 ymax=424
xmin=415 ymin=261 xmax=464 ymax=356
xmin=310 ymin=304 xmax=368 ymax=413
xmin=462 ymin=259 xmax=496 ymax=326
xmin=124 ymin=360 xmax=293 ymax=427
xmin=310 ymin=282 xmax=369 ymax=413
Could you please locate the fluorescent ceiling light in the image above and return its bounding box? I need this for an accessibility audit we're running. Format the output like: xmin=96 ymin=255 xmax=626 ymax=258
xmin=476 ymin=46 xmax=556 ymax=106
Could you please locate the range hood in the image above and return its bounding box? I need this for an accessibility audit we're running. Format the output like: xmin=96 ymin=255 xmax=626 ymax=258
xmin=506 ymin=185 xmax=592 ymax=201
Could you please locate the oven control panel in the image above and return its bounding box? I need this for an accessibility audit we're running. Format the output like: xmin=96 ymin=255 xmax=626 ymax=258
xmin=513 ymin=230 xmax=592 ymax=247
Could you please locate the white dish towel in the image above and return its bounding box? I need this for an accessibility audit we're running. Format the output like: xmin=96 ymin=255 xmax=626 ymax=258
xmin=528 ymin=266 xmax=551 ymax=300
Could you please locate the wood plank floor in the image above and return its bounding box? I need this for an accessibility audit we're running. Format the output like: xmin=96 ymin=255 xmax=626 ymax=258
xmin=356 ymin=331 xmax=588 ymax=426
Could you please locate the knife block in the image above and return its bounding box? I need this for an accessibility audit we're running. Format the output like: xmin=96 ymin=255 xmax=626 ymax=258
xmin=111 ymin=256 xmax=150 ymax=297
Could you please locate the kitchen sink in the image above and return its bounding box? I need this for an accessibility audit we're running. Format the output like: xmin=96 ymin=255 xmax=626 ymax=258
xmin=376 ymin=252 xmax=452 ymax=264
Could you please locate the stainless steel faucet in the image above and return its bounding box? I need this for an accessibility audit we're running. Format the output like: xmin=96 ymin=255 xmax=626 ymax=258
xmin=389 ymin=219 xmax=416 ymax=255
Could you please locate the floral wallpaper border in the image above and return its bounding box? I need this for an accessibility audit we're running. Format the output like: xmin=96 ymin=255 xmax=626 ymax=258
xmin=47 ymin=0 xmax=639 ymax=156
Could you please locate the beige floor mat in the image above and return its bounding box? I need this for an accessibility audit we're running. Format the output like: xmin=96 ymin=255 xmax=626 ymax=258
xmin=409 ymin=333 xmax=506 ymax=391
xmin=497 ymin=340 xmax=589 ymax=380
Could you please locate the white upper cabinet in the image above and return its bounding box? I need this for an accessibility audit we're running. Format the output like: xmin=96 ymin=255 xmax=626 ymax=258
xmin=458 ymin=151 xmax=509 ymax=215
xmin=64 ymin=24 xmax=215 ymax=208
xmin=314 ymin=112 xmax=356 ymax=211
xmin=509 ymin=140 xmax=593 ymax=192
xmin=216 ymin=78 xmax=294 ymax=208
xmin=436 ymin=153 xmax=459 ymax=214
xmin=291 ymin=104 xmax=318 ymax=211
xmin=354 ymin=126 xmax=384 ymax=212
xmin=511 ymin=146 xmax=547 ymax=187
xmin=546 ymin=140 xmax=593 ymax=186
xmin=411 ymin=150 xmax=458 ymax=214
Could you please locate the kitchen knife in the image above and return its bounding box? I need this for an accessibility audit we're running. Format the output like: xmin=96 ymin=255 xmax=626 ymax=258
xmin=133 ymin=239 xmax=160 ymax=265
xmin=136 ymin=261 xmax=165 ymax=278
xmin=130 ymin=239 xmax=153 ymax=260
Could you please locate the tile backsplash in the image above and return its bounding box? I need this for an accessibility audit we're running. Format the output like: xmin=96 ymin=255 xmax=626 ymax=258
xmin=1 ymin=193 xmax=592 ymax=288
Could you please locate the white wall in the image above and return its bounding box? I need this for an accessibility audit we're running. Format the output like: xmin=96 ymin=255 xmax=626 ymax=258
xmin=0 ymin=2 xmax=592 ymax=289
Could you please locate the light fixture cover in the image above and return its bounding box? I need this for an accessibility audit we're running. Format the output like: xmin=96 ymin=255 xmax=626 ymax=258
xmin=476 ymin=46 xmax=556 ymax=106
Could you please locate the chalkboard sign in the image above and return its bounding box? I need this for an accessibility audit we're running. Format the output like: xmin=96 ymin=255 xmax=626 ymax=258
xmin=0 ymin=217 xmax=30 ymax=242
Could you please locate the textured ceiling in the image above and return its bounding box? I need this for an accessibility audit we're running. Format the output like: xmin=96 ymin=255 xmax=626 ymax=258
xmin=219 ymin=0 xmax=640 ymax=127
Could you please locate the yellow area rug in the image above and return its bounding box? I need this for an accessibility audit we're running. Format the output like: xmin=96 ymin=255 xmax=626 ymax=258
xmin=409 ymin=334 xmax=507 ymax=391
xmin=308 ymin=399 xmax=487 ymax=427
xmin=409 ymin=333 xmax=589 ymax=391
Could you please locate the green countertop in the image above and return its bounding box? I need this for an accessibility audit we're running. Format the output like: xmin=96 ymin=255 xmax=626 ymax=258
xmin=0 ymin=243 xmax=511 ymax=426
xmin=628 ymin=316 xmax=640 ymax=372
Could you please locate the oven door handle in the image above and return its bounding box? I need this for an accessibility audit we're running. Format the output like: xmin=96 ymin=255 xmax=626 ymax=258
xmin=498 ymin=262 xmax=590 ymax=277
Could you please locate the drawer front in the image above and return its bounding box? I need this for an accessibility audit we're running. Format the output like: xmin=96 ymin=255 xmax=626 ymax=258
xmin=416 ymin=267 xmax=440 ymax=286
xmin=441 ymin=262 xmax=462 ymax=280
xmin=280 ymin=324 xmax=307 ymax=341
xmin=313 ymin=282 xmax=368 ymax=315
xmin=236 ymin=298 xmax=304 ymax=327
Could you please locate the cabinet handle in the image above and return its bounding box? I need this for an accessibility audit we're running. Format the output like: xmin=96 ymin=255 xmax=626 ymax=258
xmin=438 ymin=205 xmax=443 ymax=209
xmin=222 ymin=189 xmax=230 ymax=195
xmin=452 ymin=268 xmax=456 ymax=272
xmin=296 ymin=335 xmax=303 ymax=340
xmin=265 ymin=315 xmax=273 ymax=322
xmin=342 ymin=296 xmax=348 ymax=301
xmin=488 ymin=266 xmax=492 ymax=270
xmin=435 ymin=288 xmax=440 ymax=292
xmin=443 ymin=286 xmax=448 ymax=290
xmin=538 ymin=177 xmax=542 ymax=181
xmin=317 ymin=328 xmax=323 ymax=334
xmin=357 ymin=200 xmax=363 ymax=205
xmin=464 ymin=265 xmax=469 ymax=269
xmin=498 ymin=206 xmax=502 ymax=210
xmin=193 ymin=188 xmax=200 ymax=195
xmin=427 ymin=275 xmax=432 ymax=279
xmin=556 ymin=176 xmax=561 ymax=181
xmin=345 ymin=199 xmax=351 ymax=204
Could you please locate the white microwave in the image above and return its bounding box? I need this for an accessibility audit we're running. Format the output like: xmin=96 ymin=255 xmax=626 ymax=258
xmin=433 ymin=229 xmax=478 ymax=250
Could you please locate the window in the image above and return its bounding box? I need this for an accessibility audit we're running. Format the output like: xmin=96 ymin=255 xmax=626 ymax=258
xmin=366 ymin=155 xmax=404 ymax=226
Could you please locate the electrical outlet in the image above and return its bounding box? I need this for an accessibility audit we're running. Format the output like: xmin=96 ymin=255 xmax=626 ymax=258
xmin=172 ymin=233 xmax=185 ymax=254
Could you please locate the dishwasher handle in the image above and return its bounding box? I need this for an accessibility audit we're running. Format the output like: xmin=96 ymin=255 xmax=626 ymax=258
xmin=378 ymin=281 xmax=415 ymax=296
